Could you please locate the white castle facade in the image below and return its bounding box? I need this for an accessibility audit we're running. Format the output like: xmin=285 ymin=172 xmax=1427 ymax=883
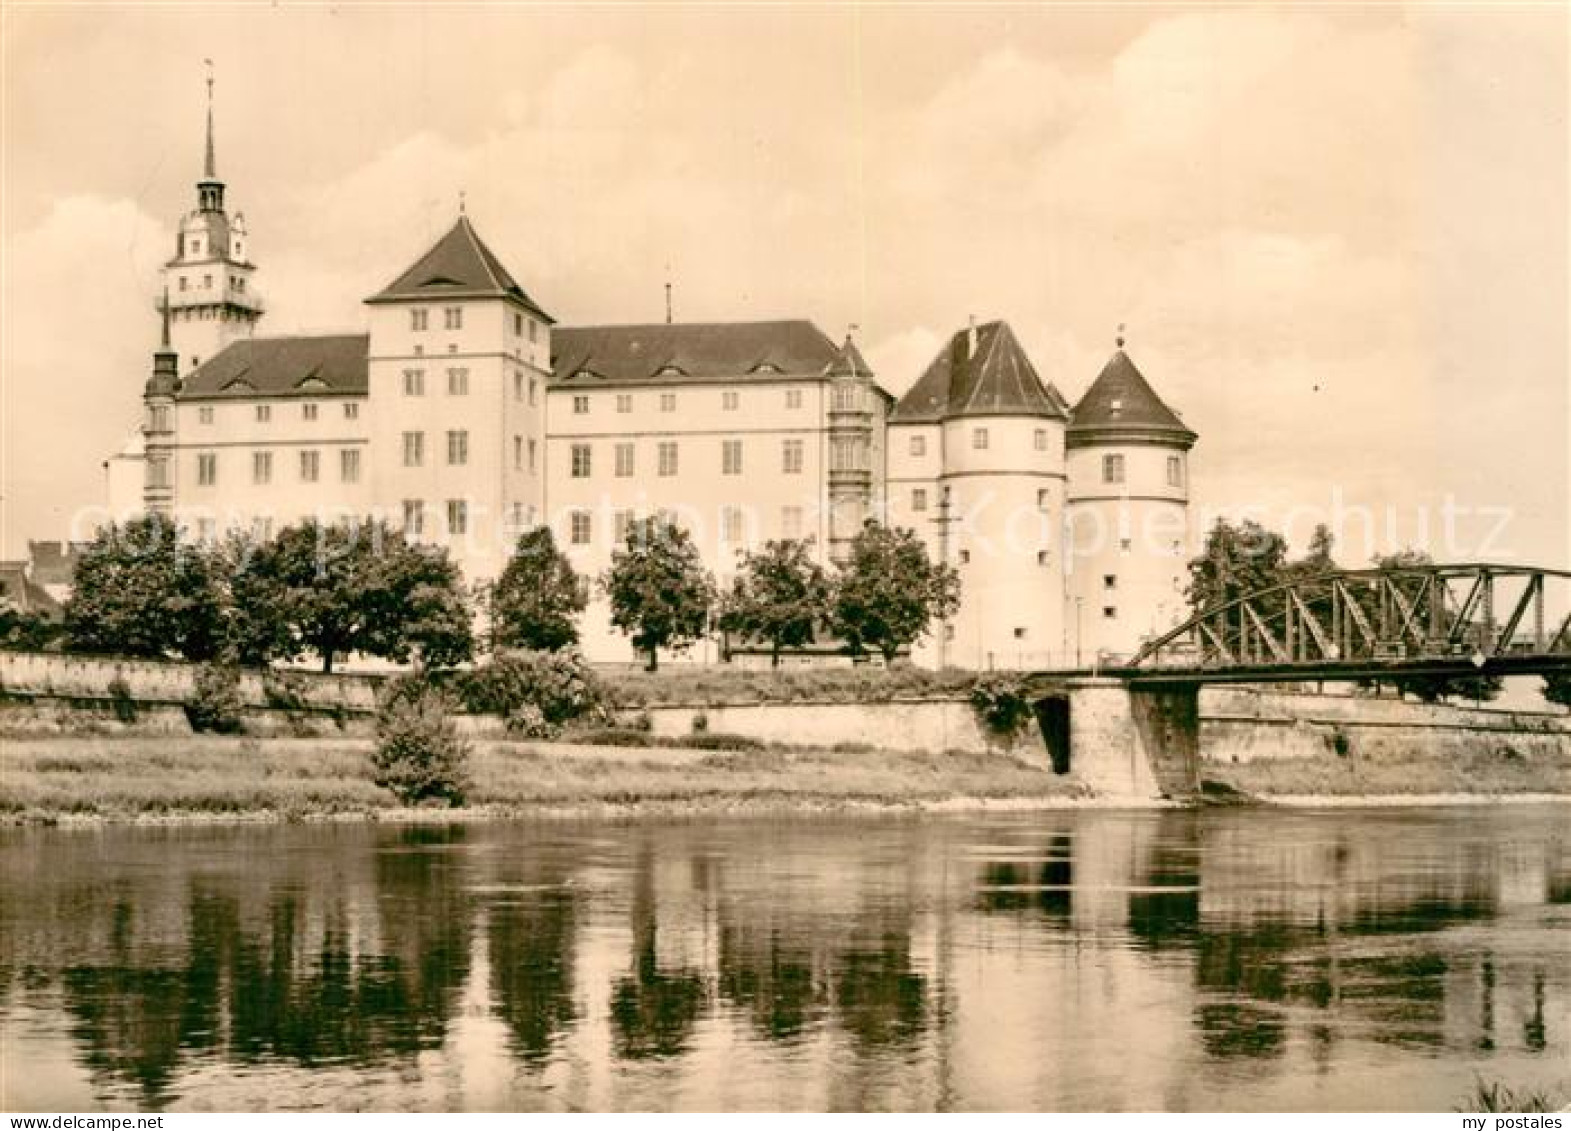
xmin=108 ymin=104 xmax=1199 ymax=670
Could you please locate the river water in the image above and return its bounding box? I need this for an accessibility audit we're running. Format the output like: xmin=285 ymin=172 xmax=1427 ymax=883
xmin=2 ymin=805 xmax=1567 ymax=1112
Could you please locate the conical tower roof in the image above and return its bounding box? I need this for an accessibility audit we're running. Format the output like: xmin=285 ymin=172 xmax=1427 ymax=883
xmin=826 ymin=334 xmax=873 ymax=380
xmin=1067 ymin=348 xmax=1195 ymax=448
xmin=890 ymin=320 xmax=1067 ymax=423
xmin=366 ymin=214 xmax=553 ymax=322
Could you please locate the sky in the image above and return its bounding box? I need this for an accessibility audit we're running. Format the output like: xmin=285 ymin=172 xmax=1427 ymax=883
xmin=2 ymin=3 xmax=1567 ymax=568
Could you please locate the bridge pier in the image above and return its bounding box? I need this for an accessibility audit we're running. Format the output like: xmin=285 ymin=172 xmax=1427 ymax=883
xmin=1050 ymin=679 xmax=1200 ymax=800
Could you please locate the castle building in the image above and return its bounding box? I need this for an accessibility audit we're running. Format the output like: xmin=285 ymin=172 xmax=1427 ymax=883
xmin=107 ymin=92 xmax=1195 ymax=670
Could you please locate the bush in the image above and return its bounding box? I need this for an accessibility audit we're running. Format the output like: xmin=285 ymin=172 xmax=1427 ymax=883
xmin=262 ymin=669 xmax=311 ymax=713
xmin=569 ymin=727 xmax=656 ymax=748
xmin=504 ymin=703 xmax=560 ymax=740
xmin=185 ymin=664 xmax=245 ymax=734
xmin=690 ymin=709 xmax=709 ymax=734
xmin=458 ymin=650 xmax=607 ymax=726
xmin=969 ymin=675 xmax=1036 ymax=741
xmin=107 ymin=675 xmax=137 ymax=725
xmin=371 ymin=684 xmax=470 ymax=805
xmin=673 ymin=731 xmax=766 ymax=752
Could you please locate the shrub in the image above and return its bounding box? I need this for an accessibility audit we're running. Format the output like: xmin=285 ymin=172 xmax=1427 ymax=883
xmin=969 ymin=675 xmax=1035 ymax=741
xmin=673 ymin=731 xmax=765 ymax=752
xmin=504 ymin=702 xmax=560 ymax=740
xmin=690 ymin=709 xmax=709 ymax=734
xmin=371 ymin=683 xmax=470 ymax=805
xmin=107 ymin=675 xmax=137 ymax=725
xmin=262 ymin=669 xmax=311 ymax=713
xmin=185 ymin=664 xmax=245 ymax=734
xmin=459 ymin=650 xmax=607 ymax=726
xmin=570 ymin=727 xmax=656 ymax=748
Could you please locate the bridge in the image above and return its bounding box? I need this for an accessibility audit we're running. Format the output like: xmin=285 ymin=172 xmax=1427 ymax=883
xmin=1022 ymin=564 xmax=1571 ymax=800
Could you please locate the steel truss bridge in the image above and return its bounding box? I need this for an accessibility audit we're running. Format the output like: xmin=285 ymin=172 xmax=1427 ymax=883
xmin=1087 ymin=563 xmax=1571 ymax=686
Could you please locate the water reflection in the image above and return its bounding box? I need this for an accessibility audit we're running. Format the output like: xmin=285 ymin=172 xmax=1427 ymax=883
xmin=2 ymin=806 xmax=1566 ymax=1111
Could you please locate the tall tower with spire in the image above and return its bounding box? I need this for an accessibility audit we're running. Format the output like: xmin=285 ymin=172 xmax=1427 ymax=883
xmin=162 ymin=64 xmax=262 ymax=376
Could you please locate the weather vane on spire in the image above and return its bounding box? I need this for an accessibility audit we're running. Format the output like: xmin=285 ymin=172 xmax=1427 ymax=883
xmin=459 ymin=189 xmax=466 ymax=215
xmin=202 ymin=59 xmax=217 ymax=181
xmin=1116 ymin=322 xmax=1126 ymax=349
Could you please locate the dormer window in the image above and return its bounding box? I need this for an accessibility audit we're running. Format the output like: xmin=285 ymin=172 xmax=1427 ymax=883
xmin=190 ymin=238 xmax=201 ymax=256
xmin=656 ymin=365 xmax=686 ymax=378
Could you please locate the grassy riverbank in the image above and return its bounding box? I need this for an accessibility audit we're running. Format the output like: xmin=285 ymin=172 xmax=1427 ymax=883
xmin=0 ymin=736 xmax=1083 ymax=824
xmin=1207 ymin=742 xmax=1571 ymax=798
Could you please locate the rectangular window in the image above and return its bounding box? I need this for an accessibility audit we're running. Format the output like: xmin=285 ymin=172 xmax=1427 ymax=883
xmin=573 ymin=394 xmax=590 ymax=415
xmin=255 ymin=404 xmax=271 ymax=423
xmin=344 ymin=402 xmax=359 ymax=420
xmin=786 ymin=389 xmax=803 ymax=410
xmin=410 ymin=309 xmax=428 ymax=332
xmin=529 ymin=376 xmax=537 ymax=405
xmin=614 ymin=510 xmax=635 ymax=543
xmin=1103 ymin=453 xmax=1125 ymax=484
xmin=444 ymin=306 xmax=463 ymax=330
xmin=252 ymin=451 xmax=272 ymax=484
xmin=340 ymin=448 xmax=360 ymax=483
xmin=659 ymin=393 xmax=676 ymax=413
xmin=403 ymin=431 xmax=424 ymax=467
xmin=147 ymin=457 xmax=169 ymax=489
xmin=402 ymin=500 xmax=425 ymax=537
xmin=199 ymin=406 xmax=214 ymax=425
xmin=513 ymin=435 xmax=522 ymax=470
xmin=1104 ymin=574 xmax=1117 ymax=590
xmin=514 ymin=371 xmax=523 ymax=401
xmin=781 ymin=506 xmax=803 ymax=540
xmin=615 ymin=442 xmax=634 ymax=477
xmin=909 ymin=434 xmax=926 ymax=457
xmin=1034 ymin=429 xmax=1048 ymax=451
xmin=447 ymin=368 xmax=469 ymax=396
xmin=299 ymin=450 xmax=319 ymax=483
xmin=529 ymin=319 xmax=538 ymax=343
xmin=447 ymin=499 xmax=468 ymax=536
xmin=722 ymin=439 xmax=743 ymax=475
xmin=722 ymin=390 xmax=739 ymax=411
xmin=570 ymin=510 xmax=592 ymax=545
xmin=197 ymin=452 xmax=217 ymax=486
xmin=302 ymin=403 xmax=318 ymax=421
xmin=403 ymin=369 xmax=425 ymax=396
xmin=782 ymin=438 xmax=803 ymax=474
xmin=722 ymin=506 xmax=744 ymax=542
xmin=571 ymin=443 xmax=592 ymax=478
xmin=912 ymin=488 xmax=927 ymax=512
xmin=616 ymin=393 xmax=632 ymax=414
xmin=658 ymin=441 xmax=678 ymax=476
xmin=197 ymin=517 xmax=216 ymax=543
xmin=833 ymin=385 xmax=861 ymax=411
xmin=1103 ymin=606 xmax=1117 ymax=619
xmin=973 ymin=427 xmax=989 ymax=450
xmin=1167 ymin=455 xmax=1183 ymax=487
xmin=514 ymin=312 xmax=524 ymax=336
xmin=528 ymin=438 xmax=537 ymax=472
xmin=447 ymin=430 xmax=469 ymax=466
xmin=1038 ymin=550 xmax=1050 ymax=566
xmin=1037 ymin=488 xmax=1050 ymax=512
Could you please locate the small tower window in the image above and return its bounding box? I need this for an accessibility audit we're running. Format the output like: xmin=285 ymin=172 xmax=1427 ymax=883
xmin=1037 ymin=489 xmax=1050 ymax=512
xmin=1037 ymin=550 xmax=1050 ymax=566
xmin=1167 ymin=455 xmax=1183 ymax=487
xmin=1014 ymin=627 xmax=1027 ymax=640
xmin=959 ymin=549 xmax=970 ymax=564
xmin=1104 ymin=575 xmax=1117 ymax=590
xmin=1103 ymin=606 xmax=1117 ymax=619
xmin=1102 ymin=454 xmax=1125 ymax=484
xmin=912 ymin=488 xmax=927 ymax=512
xmin=190 ymin=238 xmax=201 ymax=256
xmin=909 ymin=434 xmax=925 ymax=457
xmin=179 ymin=276 xmax=188 ymax=292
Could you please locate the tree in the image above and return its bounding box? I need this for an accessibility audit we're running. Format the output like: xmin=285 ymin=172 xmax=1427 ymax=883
xmin=1186 ymin=517 xmax=1290 ymax=616
xmin=603 ymin=517 xmax=715 ymax=671
xmin=830 ymin=520 xmax=960 ymax=664
xmin=0 ymin=600 xmax=63 ymax=651
xmin=490 ymin=527 xmax=586 ymax=652
xmin=231 ymin=518 xmax=474 ymax=673
xmin=1543 ymin=673 xmax=1571 ymax=710
xmin=718 ymin=538 xmax=831 ymax=667
xmin=63 ymin=515 xmax=226 ymax=661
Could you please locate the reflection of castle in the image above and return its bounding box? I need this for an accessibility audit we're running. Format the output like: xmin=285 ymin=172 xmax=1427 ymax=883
xmin=108 ymin=89 xmax=1198 ymax=668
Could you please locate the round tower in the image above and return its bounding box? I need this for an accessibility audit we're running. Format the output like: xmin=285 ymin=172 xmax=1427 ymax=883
xmin=1064 ymin=336 xmax=1197 ymax=663
xmin=894 ymin=319 xmax=1069 ymax=670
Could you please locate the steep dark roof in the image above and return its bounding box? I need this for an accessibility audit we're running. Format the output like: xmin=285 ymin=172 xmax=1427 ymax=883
xmin=827 ymin=334 xmax=873 ymax=380
xmin=178 ymin=334 xmax=369 ymax=400
xmin=1067 ymin=349 xmax=1196 ymax=448
xmin=890 ymin=320 xmax=1068 ymax=423
xmin=552 ymin=320 xmax=844 ymax=385
xmin=0 ymin=563 xmax=61 ymax=617
xmin=366 ymin=215 xmax=552 ymax=322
